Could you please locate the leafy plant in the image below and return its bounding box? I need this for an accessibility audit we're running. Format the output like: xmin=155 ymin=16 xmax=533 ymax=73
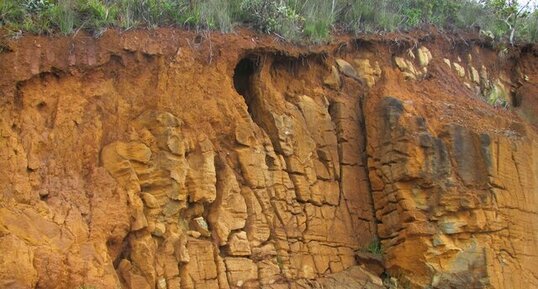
xmin=522 ymin=9 xmax=538 ymax=41
xmin=24 ymin=0 xmax=53 ymax=13
xmin=367 ymin=238 xmax=383 ymax=255
xmin=240 ymin=0 xmax=304 ymax=40
xmin=79 ymin=0 xmax=118 ymax=32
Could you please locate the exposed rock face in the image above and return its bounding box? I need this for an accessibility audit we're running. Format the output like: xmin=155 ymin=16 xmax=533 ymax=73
xmin=366 ymin=96 xmax=538 ymax=288
xmin=0 ymin=29 xmax=537 ymax=289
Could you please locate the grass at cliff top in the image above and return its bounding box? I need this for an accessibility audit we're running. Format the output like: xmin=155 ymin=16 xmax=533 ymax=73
xmin=1 ymin=0 xmax=537 ymax=43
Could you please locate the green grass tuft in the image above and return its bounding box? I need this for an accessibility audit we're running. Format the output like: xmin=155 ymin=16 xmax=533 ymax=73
xmin=366 ymin=238 xmax=383 ymax=255
xmin=50 ymin=0 xmax=77 ymax=35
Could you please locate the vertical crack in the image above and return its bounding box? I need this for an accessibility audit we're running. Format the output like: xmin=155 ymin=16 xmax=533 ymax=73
xmin=358 ymin=94 xmax=379 ymax=240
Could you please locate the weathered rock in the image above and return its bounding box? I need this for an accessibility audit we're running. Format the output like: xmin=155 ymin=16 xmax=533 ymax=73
xmin=443 ymin=58 xmax=451 ymax=68
xmin=130 ymin=234 xmax=157 ymax=286
xmin=416 ymin=46 xmax=432 ymax=67
xmin=224 ymin=258 xmax=258 ymax=288
xmin=324 ymin=65 xmax=342 ymax=90
xmin=226 ymin=231 xmax=251 ymax=256
xmin=118 ymin=259 xmax=153 ymax=289
xmin=116 ymin=142 xmax=153 ymax=163
xmin=514 ymin=82 xmax=538 ymax=126
xmin=141 ymin=192 xmax=160 ymax=208
xmin=365 ymin=95 xmax=538 ymax=289
xmin=0 ymin=234 xmax=38 ymax=288
xmin=317 ymin=266 xmax=384 ymax=289
xmin=336 ymin=58 xmax=359 ymax=79
xmin=453 ymin=62 xmax=466 ymax=77
xmin=181 ymin=240 xmax=219 ymax=289
xmin=394 ymin=56 xmax=423 ymax=80
xmin=190 ymin=217 xmax=211 ymax=237
xmin=355 ymin=251 xmax=385 ymax=276
xmin=1 ymin=29 xmax=537 ymax=289
xmin=470 ymin=65 xmax=480 ymax=84
xmin=186 ymin=138 xmax=217 ymax=203
xmin=354 ymin=58 xmax=382 ymax=88
xmin=152 ymin=222 xmax=166 ymax=236
xmin=208 ymin=164 xmax=248 ymax=245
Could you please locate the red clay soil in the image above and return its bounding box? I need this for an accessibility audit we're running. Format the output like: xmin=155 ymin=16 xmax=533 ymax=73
xmin=1 ymin=27 xmax=535 ymax=135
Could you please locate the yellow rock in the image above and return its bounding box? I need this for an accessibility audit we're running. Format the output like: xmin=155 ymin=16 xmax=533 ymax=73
xmin=417 ymin=46 xmax=433 ymax=67
xmin=323 ymin=65 xmax=341 ymax=90
xmin=354 ymin=58 xmax=382 ymax=87
xmin=443 ymin=58 xmax=451 ymax=68
xmin=336 ymin=58 xmax=359 ymax=79
xmin=453 ymin=62 xmax=466 ymax=77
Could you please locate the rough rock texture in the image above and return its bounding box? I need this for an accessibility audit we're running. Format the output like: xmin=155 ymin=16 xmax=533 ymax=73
xmin=0 ymin=28 xmax=537 ymax=289
xmin=364 ymin=41 xmax=538 ymax=289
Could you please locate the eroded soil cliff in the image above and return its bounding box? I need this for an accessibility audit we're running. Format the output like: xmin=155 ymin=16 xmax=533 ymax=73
xmin=0 ymin=28 xmax=537 ymax=289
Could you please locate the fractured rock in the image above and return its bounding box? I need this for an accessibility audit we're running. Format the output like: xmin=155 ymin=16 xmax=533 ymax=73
xmin=324 ymin=65 xmax=342 ymax=90
xmin=224 ymin=258 xmax=258 ymax=288
xmin=416 ymin=46 xmax=432 ymax=67
xmin=226 ymin=231 xmax=251 ymax=256
xmin=336 ymin=58 xmax=359 ymax=79
xmin=354 ymin=58 xmax=382 ymax=88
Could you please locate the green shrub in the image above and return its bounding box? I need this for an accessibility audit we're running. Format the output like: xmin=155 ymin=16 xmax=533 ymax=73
xmin=522 ymin=10 xmax=538 ymax=42
xmin=396 ymin=0 xmax=462 ymax=28
xmin=79 ymin=0 xmax=118 ymax=32
xmin=240 ymin=0 xmax=304 ymax=40
xmin=198 ymin=0 xmax=234 ymax=31
xmin=302 ymin=1 xmax=334 ymax=43
xmin=49 ymin=0 xmax=77 ymax=35
xmin=0 ymin=0 xmax=24 ymax=26
xmin=337 ymin=0 xmax=402 ymax=33
xmin=25 ymin=0 xmax=53 ymax=13
xmin=0 ymin=0 xmax=536 ymax=44
xmin=1 ymin=0 xmax=50 ymax=32
xmin=114 ymin=0 xmax=172 ymax=28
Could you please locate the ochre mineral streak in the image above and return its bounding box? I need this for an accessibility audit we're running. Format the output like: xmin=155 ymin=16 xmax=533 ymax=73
xmin=0 ymin=29 xmax=537 ymax=289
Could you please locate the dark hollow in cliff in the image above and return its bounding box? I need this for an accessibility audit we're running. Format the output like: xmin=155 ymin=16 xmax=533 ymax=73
xmin=233 ymin=56 xmax=258 ymax=115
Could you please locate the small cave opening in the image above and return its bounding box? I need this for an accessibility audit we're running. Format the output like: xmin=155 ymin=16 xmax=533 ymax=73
xmin=512 ymin=92 xmax=522 ymax=108
xmin=233 ymin=56 xmax=258 ymax=115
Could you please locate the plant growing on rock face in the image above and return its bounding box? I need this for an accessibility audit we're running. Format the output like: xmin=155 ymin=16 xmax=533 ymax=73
xmin=366 ymin=238 xmax=383 ymax=256
xmin=356 ymin=238 xmax=384 ymax=256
